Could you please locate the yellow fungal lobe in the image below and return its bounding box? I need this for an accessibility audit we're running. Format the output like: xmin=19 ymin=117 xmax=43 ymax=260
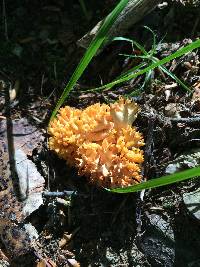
xmin=48 ymin=98 xmax=145 ymax=188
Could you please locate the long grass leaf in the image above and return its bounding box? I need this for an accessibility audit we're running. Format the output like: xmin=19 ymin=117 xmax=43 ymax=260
xmin=143 ymin=26 xmax=157 ymax=56
xmin=109 ymin=167 xmax=200 ymax=193
xmin=78 ymin=0 xmax=90 ymax=21
xmin=90 ymin=39 xmax=200 ymax=92
xmin=50 ymin=0 xmax=129 ymax=120
xmin=112 ymin=36 xmax=148 ymax=55
xmin=158 ymin=64 xmax=191 ymax=92
xmin=119 ymin=54 xmax=191 ymax=92
xmin=115 ymin=62 xmax=147 ymax=80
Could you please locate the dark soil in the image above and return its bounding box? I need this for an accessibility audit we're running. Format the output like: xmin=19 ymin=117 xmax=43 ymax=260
xmin=0 ymin=0 xmax=200 ymax=266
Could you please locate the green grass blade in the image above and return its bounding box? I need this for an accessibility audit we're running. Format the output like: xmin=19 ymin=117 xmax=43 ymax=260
xmin=119 ymin=53 xmax=149 ymax=59
xmin=89 ymin=39 xmax=200 ymax=92
xmin=111 ymin=36 xmax=134 ymax=49
xmin=112 ymin=36 xmax=148 ymax=55
xmin=78 ymin=0 xmax=90 ymax=21
xmin=132 ymin=41 xmax=147 ymax=55
xmin=143 ymin=26 xmax=157 ymax=56
xmin=128 ymin=87 xmax=143 ymax=96
xmin=119 ymin=55 xmax=191 ymax=92
xmin=142 ymin=69 xmax=152 ymax=88
xmin=158 ymin=64 xmax=192 ymax=92
xmin=50 ymin=0 xmax=129 ymax=121
xmin=108 ymin=166 xmax=200 ymax=193
xmin=115 ymin=62 xmax=147 ymax=80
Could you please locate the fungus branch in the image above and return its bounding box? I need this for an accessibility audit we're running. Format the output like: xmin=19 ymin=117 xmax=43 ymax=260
xmin=48 ymin=98 xmax=144 ymax=188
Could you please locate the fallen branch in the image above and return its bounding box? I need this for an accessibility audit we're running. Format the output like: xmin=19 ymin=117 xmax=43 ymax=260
xmin=77 ymin=0 xmax=162 ymax=50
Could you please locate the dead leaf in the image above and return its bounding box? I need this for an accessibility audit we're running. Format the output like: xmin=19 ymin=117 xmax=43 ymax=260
xmin=37 ymin=258 xmax=57 ymax=267
xmin=9 ymin=80 xmax=20 ymax=101
xmin=192 ymin=81 xmax=200 ymax=102
xmin=67 ymin=258 xmax=80 ymax=267
xmin=0 ymin=248 xmax=9 ymax=262
xmin=59 ymin=232 xmax=72 ymax=248
xmin=164 ymin=103 xmax=181 ymax=118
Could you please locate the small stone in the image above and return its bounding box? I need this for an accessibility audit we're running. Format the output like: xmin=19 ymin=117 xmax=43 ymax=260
xmin=164 ymin=103 xmax=181 ymax=118
xmin=183 ymin=189 xmax=200 ymax=220
xmin=165 ymin=163 xmax=180 ymax=174
xmin=139 ymin=213 xmax=175 ymax=267
xmin=148 ymin=214 xmax=174 ymax=242
xmin=0 ymin=260 xmax=10 ymax=267
xmin=12 ymin=45 xmax=23 ymax=58
xmin=165 ymin=149 xmax=200 ymax=174
xmin=15 ymin=149 xmax=44 ymax=218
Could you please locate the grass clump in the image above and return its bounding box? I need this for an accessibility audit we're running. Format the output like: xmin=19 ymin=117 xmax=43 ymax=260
xmin=50 ymin=0 xmax=200 ymax=192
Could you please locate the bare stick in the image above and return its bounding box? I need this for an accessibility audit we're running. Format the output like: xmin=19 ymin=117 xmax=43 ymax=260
xmin=77 ymin=0 xmax=162 ymax=50
xmin=2 ymin=0 xmax=8 ymax=40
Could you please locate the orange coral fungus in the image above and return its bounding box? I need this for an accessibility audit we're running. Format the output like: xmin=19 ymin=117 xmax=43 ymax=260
xmin=48 ymin=98 xmax=145 ymax=188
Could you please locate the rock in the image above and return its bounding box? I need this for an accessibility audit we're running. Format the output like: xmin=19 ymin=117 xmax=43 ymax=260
xmin=15 ymin=148 xmax=44 ymax=217
xmin=104 ymin=243 xmax=151 ymax=267
xmin=183 ymin=189 xmax=200 ymax=220
xmin=188 ymin=259 xmax=200 ymax=267
xmin=148 ymin=214 xmax=174 ymax=242
xmin=165 ymin=149 xmax=200 ymax=174
xmin=164 ymin=103 xmax=181 ymax=118
xmin=0 ymin=118 xmax=44 ymax=256
xmin=139 ymin=213 xmax=175 ymax=267
xmin=0 ymin=261 xmax=10 ymax=267
xmin=173 ymin=0 xmax=200 ymax=6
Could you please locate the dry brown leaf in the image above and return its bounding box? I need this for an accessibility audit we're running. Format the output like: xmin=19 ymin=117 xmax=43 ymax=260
xmin=67 ymin=258 xmax=80 ymax=267
xmin=9 ymin=80 xmax=20 ymax=101
xmin=192 ymin=81 xmax=200 ymax=102
xmin=37 ymin=258 xmax=57 ymax=267
xmin=59 ymin=232 xmax=72 ymax=248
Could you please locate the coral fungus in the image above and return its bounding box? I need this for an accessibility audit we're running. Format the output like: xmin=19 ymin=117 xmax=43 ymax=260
xmin=48 ymin=98 xmax=145 ymax=188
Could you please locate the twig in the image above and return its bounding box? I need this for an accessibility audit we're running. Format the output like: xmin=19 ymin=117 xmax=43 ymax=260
xmin=77 ymin=0 xmax=162 ymax=50
xmin=2 ymin=0 xmax=8 ymax=40
xmin=170 ymin=117 xmax=200 ymax=124
xmin=136 ymin=112 xmax=155 ymax=236
xmin=43 ymin=190 xmax=77 ymax=197
xmin=192 ymin=17 xmax=200 ymax=37
xmin=111 ymin=195 xmax=129 ymax=225
xmin=143 ymin=113 xmax=156 ymax=178
xmin=0 ymin=115 xmax=6 ymax=119
xmin=40 ymin=74 xmax=45 ymax=96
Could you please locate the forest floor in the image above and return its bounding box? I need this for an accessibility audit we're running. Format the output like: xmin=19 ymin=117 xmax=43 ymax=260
xmin=0 ymin=0 xmax=200 ymax=266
